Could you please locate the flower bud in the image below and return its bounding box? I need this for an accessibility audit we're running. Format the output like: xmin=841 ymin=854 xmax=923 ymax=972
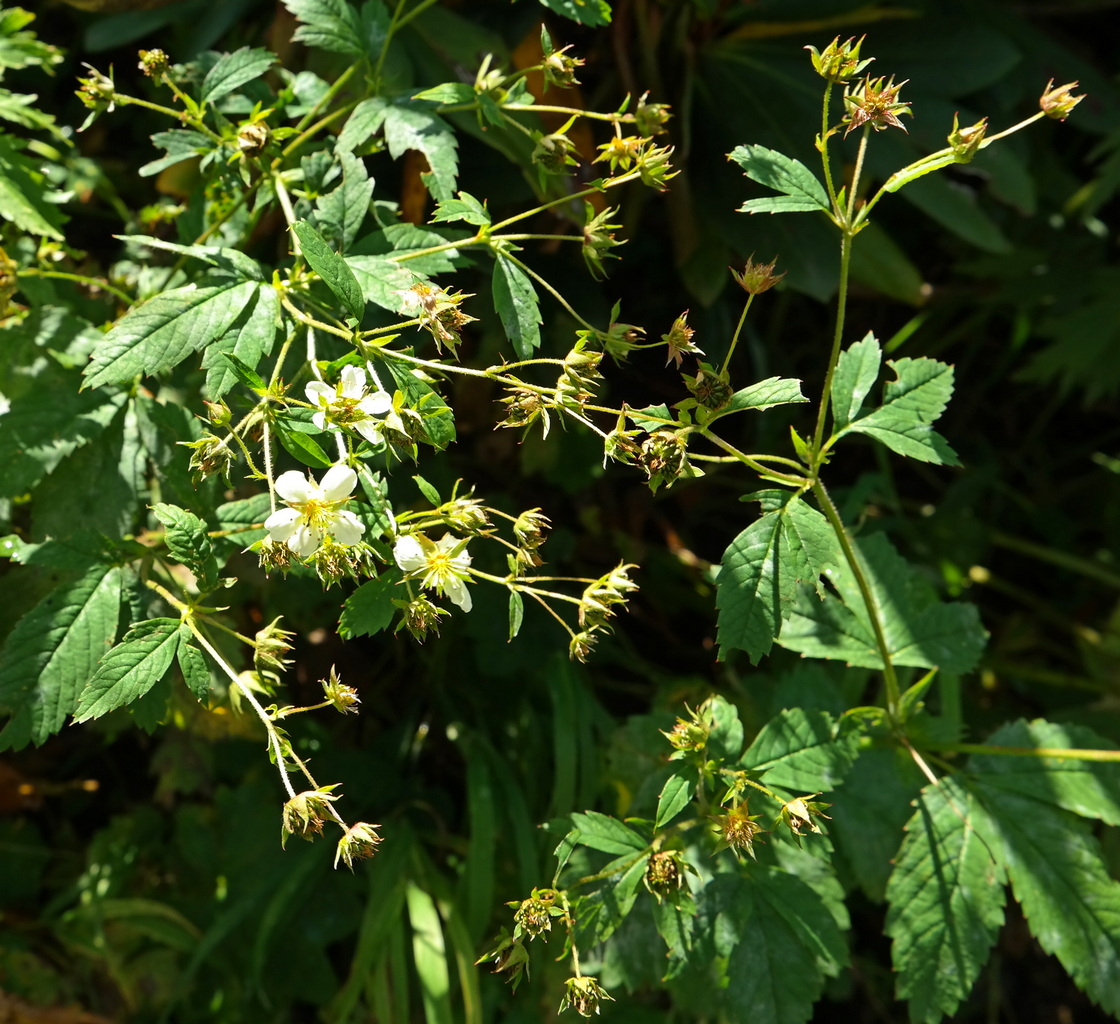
xmin=203 ymin=398 xmax=231 ymax=427
xmin=805 ymin=35 xmax=873 ymax=83
xmin=137 ymin=48 xmax=169 ymax=77
xmin=532 ymin=131 xmax=578 ymax=174
xmin=254 ymin=618 xmax=295 ymax=674
xmin=238 ymin=121 xmax=271 ymax=156
xmin=635 ymin=92 xmax=671 ymax=136
xmin=542 ymin=47 xmax=583 ymax=89
xmin=779 ymin=795 xmax=831 ymax=845
xmin=948 ymin=113 xmax=987 ymax=162
xmin=1040 ymin=79 xmax=1084 ymax=121
xmin=513 ymin=508 xmax=550 ymax=552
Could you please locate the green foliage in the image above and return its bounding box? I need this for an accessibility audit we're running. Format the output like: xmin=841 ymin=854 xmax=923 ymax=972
xmin=1 ymin=2 xmax=1118 ymax=1023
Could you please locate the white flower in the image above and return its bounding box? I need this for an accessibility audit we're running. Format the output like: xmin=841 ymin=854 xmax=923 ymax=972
xmin=305 ymin=365 xmax=393 ymax=446
xmin=394 ymin=533 xmax=474 ymax=611
xmin=264 ymin=465 xmax=365 ymax=558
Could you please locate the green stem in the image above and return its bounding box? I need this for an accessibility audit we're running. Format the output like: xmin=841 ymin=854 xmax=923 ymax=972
xmin=811 ymin=229 xmax=853 ymax=459
xmin=697 ymin=429 xmax=808 ymax=487
xmin=923 ymin=742 xmax=1120 ymax=763
xmin=718 ymin=294 xmax=754 ymax=378
xmin=812 ymin=479 xmax=902 ymax=724
xmin=819 ymin=80 xmax=838 ymax=208
xmin=19 ymin=268 xmax=133 ymax=306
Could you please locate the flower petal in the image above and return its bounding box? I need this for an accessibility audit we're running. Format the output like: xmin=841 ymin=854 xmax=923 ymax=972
xmin=355 ymin=420 xmax=385 ymax=446
xmin=444 ymin=576 xmax=473 ymax=612
xmin=361 ymin=390 xmax=393 ymax=417
xmin=394 ymin=534 xmax=426 ymax=572
xmin=288 ymin=522 xmax=322 ymax=558
xmin=331 ymin=510 xmax=366 ymax=547
xmin=275 ymin=470 xmax=317 ymax=505
xmin=339 ymin=365 xmax=367 ymax=398
xmin=320 ymin=464 xmax=357 ymax=501
xmin=305 ymin=381 xmax=335 ymax=406
xmin=265 ymin=507 xmax=301 ymax=542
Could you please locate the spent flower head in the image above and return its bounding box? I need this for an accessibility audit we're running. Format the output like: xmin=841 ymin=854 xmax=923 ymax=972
xmin=664 ymin=310 xmax=703 ymax=368
xmin=559 ymin=976 xmax=614 ymax=1017
xmin=844 ymin=75 xmax=911 ymax=136
xmin=281 ymin=786 xmax=340 ymax=847
xmin=713 ymin=801 xmax=766 ymax=860
xmin=254 ymin=618 xmax=295 ymax=675
xmin=805 ymin=36 xmax=873 ymax=83
xmin=322 ymin=666 xmax=360 ymax=715
xmin=582 ymin=203 xmax=624 ymax=280
xmin=76 ymin=63 xmax=116 ymax=128
xmin=542 ymin=45 xmax=583 ymax=89
xmin=398 ymin=283 xmax=476 ymax=354
xmin=182 ymin=434 xmax=235 ymax=484
xmin=644 ymin=850 xmax=694 ymax=903
xmin=264 ymin=465 xmax=365 ymax=559
xmin=684 ymin=363 xmax=733 ymax=411
xmin=394 ymin=533 xmax=474 ymax=611
xmin=335 ymin=822 xmax=382 ymax=869
xmin=662 ymin=704 xmax=710 ymax=752
xmin=1040 ymin=79 xmax=1084 ymax=120
xmin=394 ymin=593 xmax=450 ymax=642
xmin=476 ymin=929 xmax=530 ymax=992
xmin=731 ymin=255 xmax=785 ymax=295
xmin=779 ymin=795 xmax=831 ymax=845
xmin=510 ymin=887 xmax=563 ymax=940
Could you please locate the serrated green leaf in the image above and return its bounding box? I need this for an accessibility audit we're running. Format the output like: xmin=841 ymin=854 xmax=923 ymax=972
xmin=741 ymin=709 xmax=857 ymax=792
xmin=151 ymin=503 xmax=218 ymax=587
xmin=83 ymin=278 xmax=260 ymax=389
xmin=285 ymin=0 xmax=389 ymax=60
xmin=492 ymin=254 xmax=542 ymax=359
xmin=830 ymin=332 xmax=881 ymax=430
xmin=275 ymin=419 xmax=332 ymax=469
xmin=718 ymin=376 xmax=807 ymax=415
xmin=972 ymin=782 xmax=1120 ymax=1016
xmin=431 ymin=192 xmax=490 ymax=226
xmin=706 ymin=869 xmax=846 ymax=1024
xmin=214 ymin=493 xmax=271 ymax=549
xmin=829 ymin=746 xmax=923 ymax=900
xmin=177 ymin=634 xmax=211 ymax=702
xmin=538 ymin=0 xmax=611 ymax=26
xmin=779 ymin=533 xmax=987 ymax=673
xmin=73 ymin=618 xmax=181 ymax=723
xmin=0 ymin=565 xmax=122 ymax=750
xmin=885 ymin=778 xmax=1005 ymax=1024
xmin=412 ymin=83 xmax=476 ymax=105
xmin=345 ymin=254 xmax=418 ymax=312
xmin=0 ymin=385 xmax=126 ymax=498
xmin=738 ymin=195 xmax=828 ymax=215
xmin=0 ymin=88 xmax=56 ymax=132
xmin=315 ymin=152 xmax=374 ymax=254
xmin=707 ymin=694 xmax=744 ymax=761
xmin=728 ymin=144 xmax=830 ymax=214
xmin=970 ymin=719 xmax=1120 ymax=825
xmin=139 ymin=130 xmax=214 ymax=178
xmin=841 ymin=356 xmax=959 ymax=465
xmin=627 ymin=403 xmax=673 ymax=431
xmin=339 ymin=576 xmax=398 ymax=639
xmin=336 ymin=96 xmax=387 ymax=154
xmin=200 ymin=284 xmax=281 ymax=398
xmin=0 ymin=134 xmax=64 ymax=239
xmin=381 ymin=103 xmax=458 ymax=203
xmin=292 ymin=220 xmax=365 ymax=321
xmin=0 ymin=8 xmax=61 ymax=74
xmin=716 ymin=495 xmax=836 ymax=664
xmin=573 ymin=853 xmax=649 ymax=947
xmin=655 ymin=769 xmax=693 ymax=829
xmin=115 ymin=234 xmax=264 ymax=281
xmin=200 ymin=46 xmax=276 ymax=105
xmin=569 ymin=811 xmax=647 ymax=855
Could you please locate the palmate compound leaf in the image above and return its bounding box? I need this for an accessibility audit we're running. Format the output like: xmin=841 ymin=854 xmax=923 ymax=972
xmin=0 ymin=565 xmax=122 ymax=750
xmin=83 ymin=277 xmax=262 ymax=389
xmin=833 ymin=333 xmax=959 ymax=465
xmin=885 ymin=777 xmax=1006 ymax=1024
xmin=702 ymin=870 xmax=847 ymax=1024
xmin=73 ymin=618 xmax=182 ymax=723
xmin=970 ymin=778 xmax=1120 ymax=1017
xmin=778 ymin=532 xmax=987 ymax=673
xmin=716 ymin=491 xmax=840 ymax=664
